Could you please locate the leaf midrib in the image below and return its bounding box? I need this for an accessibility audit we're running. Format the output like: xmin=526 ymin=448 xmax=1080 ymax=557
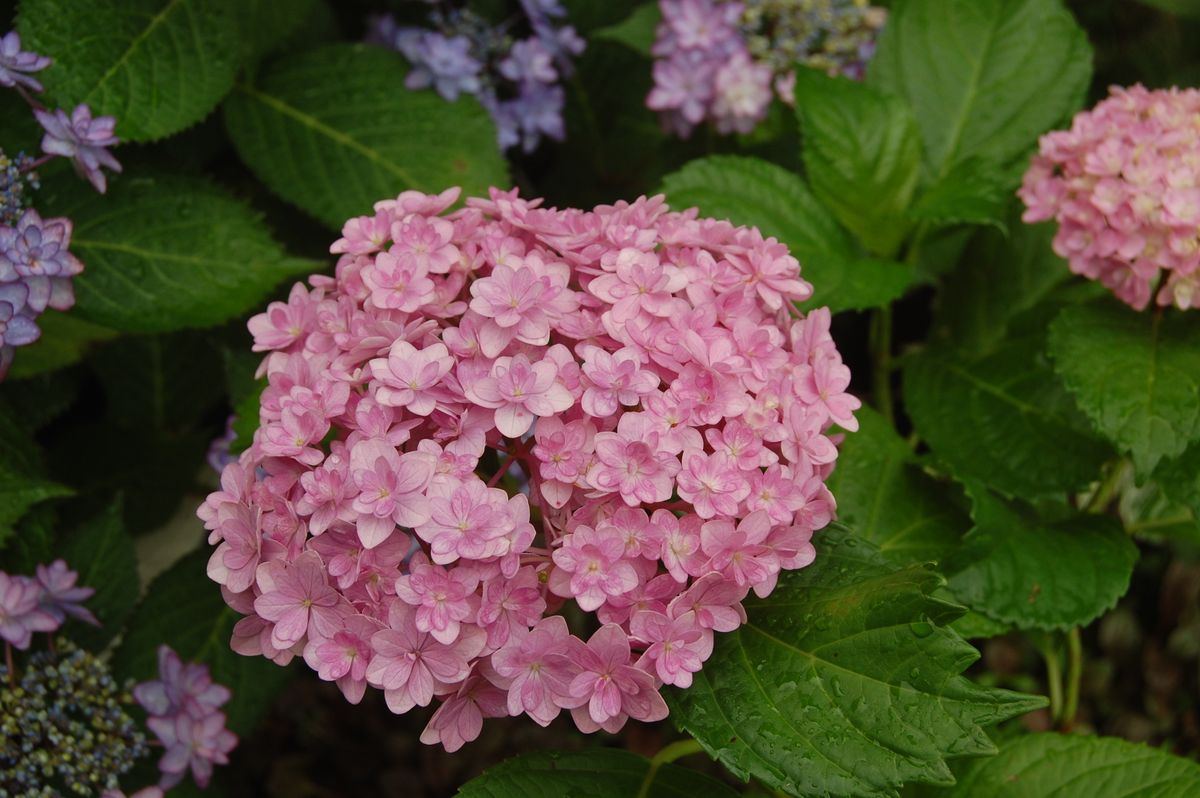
xmin=934 ymin=1 xmax=1001 ymax=178
xmin=83 ymin=0 xmax=184 ymax=106
xmin=235 ymin=81 xmax=418 ymax=186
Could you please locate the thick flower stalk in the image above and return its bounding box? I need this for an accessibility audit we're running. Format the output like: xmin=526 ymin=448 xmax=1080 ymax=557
xmin=1020 ymin=84 xmax=1200 ymax=310
xmin=647 ymin=0 xmax=886 ymax=138
xmin=0 ymin=30 xmax=121 ymax=380
xmin=368 ymin=1 xmax=584 ymax=153
xmin=201 ymin=185 xmax=859 ymax=749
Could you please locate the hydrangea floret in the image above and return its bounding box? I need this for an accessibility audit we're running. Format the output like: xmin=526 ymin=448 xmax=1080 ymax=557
xmin=1020 ymin=84 xmax=1200 ymax=310
xmin=0 ymin=30 xmax=122 ymax=380
xmin=367 ymin=1 xmax=584 ymax=153
xmin=647 ymin=0 xmax=887 ymax=138
xmin=201 ymin=184 xmax=859 ymax=750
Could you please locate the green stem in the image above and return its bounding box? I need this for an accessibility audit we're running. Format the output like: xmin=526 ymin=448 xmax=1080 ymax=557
xmin=870 ymin=305 xmax=895 ymax=427
xmin=1061 ymin=627 xmax=1083 ymax=731
xmin=1085 ymin=459 xmax=1128 ymax=514
xmin=636 ymin=738 xmax=705 ymax=798
xmin=1039 ymin=637 xmax=1064 ymax=723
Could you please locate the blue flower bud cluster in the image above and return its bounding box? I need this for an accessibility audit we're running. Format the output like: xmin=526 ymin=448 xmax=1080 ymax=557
xmin=367 ymin=1 xmax=584 ymax=154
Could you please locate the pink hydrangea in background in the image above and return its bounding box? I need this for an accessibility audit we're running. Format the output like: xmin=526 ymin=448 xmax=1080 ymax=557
xmin=200 ymin=184 xmax=859 ymax=749
xmin=647 ymin=0 xmax=887 ymax=138
xmin=1020 ymin=84 xmax=1200 ymax=311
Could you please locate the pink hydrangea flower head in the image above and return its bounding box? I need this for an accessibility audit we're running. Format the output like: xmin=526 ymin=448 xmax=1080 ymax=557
xmin=200 ymin=185 xmax=856 ymax=745
xmin=1019 ymin=84 xmax=1200 ymax=310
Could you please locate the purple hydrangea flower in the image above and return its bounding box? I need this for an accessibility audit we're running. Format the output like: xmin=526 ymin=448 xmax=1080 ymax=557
xmin=35 ymin=559 xmax=99 ymax=626
xmin=0 ymin=31 xmax=51 ymax=92
xmin=0 ymin=571 xmax=58 ymax=649
xmin=133 ymin=645 xmax=233 ymax=719
xmin=0 ymin=208 xmax=82 ymax=279
xmin=35 ymin=104 xmax=122 ymax=193
xmin=398 ymin=31 xmax=483 ymax=102
xmin=499 ymin=38 xmax=557 ymax=85
xmin=147 ymin=711 xmax=237 ymax=790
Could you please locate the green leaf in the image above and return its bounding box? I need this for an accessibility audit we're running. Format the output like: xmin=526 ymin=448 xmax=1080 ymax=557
xmin=1135 ymin=0 xmax=1200 ymax=16
xmin=909 ymin=158 xmax=1009 ymax=233
xmin=560 ymin=0 xmax=638 ymax=33
xmin=903 ymin=330 xmax=1114 ymax=499
xmin=1120 ymin=476 xmax=1200 ymax=546
xmin=234 ymin=0 xmax=318 ymax=63
xmin=113 ymin=548 xmax=293 ymax=736
xmin=0 ymin=401 xmax=71 ymax=543
xmin=230 ymin=379 xmax=265 ymax=455
xmin=869 ymin=0 xmax=1092 ymax=181
xmin=57 ymin=499 xmax=138 ymax=650
xmin=659 ymin=155 xmax=913 ymax=312
xmin=18 ymin=0 xmax=241 ymax=141
xmin=224 ymin=44 xmax=508 ymax=229
xmin=1157 ymin=442 xmax=1200 ymax=522
xmin=6 ymin=311 xmax=119 ymax=379
xmin=35 ymin=172 xmax=316 ymax=333
xmin=931 ymin=218 xmax=1069 ymax=357
xmin=945 ymin=489 xmax=1138 ymax=630
xmin=940 ymin=732 xmax=1200 ymax=796
xmin=1048 ymin=299 xmax=1200 ymax=477
xmin=592 ymin=2 xmax=660 ymax=55
xmin=456 ymin=749 xmax=739 ymax=798
xmin=667 ymin=525 xmax=1045 ymax=798
xmin=90 ymin=333 xmax=225 ymax=433
xmin=794 ymin=68 xmax=921 ymax=257
xmin=826 ymin=407 xmax=969 ymax=565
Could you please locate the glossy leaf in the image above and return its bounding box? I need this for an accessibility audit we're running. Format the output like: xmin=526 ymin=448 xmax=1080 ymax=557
xmin=224 ymin=44 xmax=508 ymax=229
xmin=945 ymin=489 xmax=1138 ymax=630
xmin=667 ymin=525 xmax=1045 ymax=798
xmin=456 ymin=749 xmax=739 ymax=798
xmin=18 ymin=0 xmax=241 ymax=141
xmin=112 ymin=548 xmax=293 ymax=735
xmin=36 ymin=173 xmax=315 ymax=333
xmin=869 ymin=0 xmax=1092 ymax=180
xmin=826 ymin=407 xmax=969 ymax=565
xmin=931 ymin=219 xmax=1070 ymax=357
xmin=909 ymin=158 xmax=1010 ymax=233
xmin=904 ymin=332 xmax=1114 ymax=498
xmin=6 ymin=311 xmax=118 ymax=380
xmin=1048 ymin=299 xmax=1200 ymax=477
xmin=794 ymin=69 xmax=921 ymax=257
xmin=941 ymin=732 xmax=1200 ymax=797
xmin=57 ymin=499 xmax=138 ymax=650
xmin=660 ymin=156 xmax=913 ymax=312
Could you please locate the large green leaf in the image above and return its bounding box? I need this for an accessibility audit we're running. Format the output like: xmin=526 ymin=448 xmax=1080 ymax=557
xmin=826 ymin=407 xmax=969 ymax=565
xmin=18 ymin=0 xmax=241 ymax=141
xmin=904 ymin=331 xmax=1114 ymax=499
xmin=909 ymin=158 xmax=1009 ymax=233
xmin=667 ymin=525 xmax=1044 ymax=798
xmin=1157 ymin=442 xmax=1200 ymax=522
xmin=456 ymin=749 xmax=739 ymax=798
xmin=113 ymin=548 xmax=293 ymax=736
xmin=869 ymin=0 xmax=1092 ymax=181
xmin=793 ymin=69 xmax=921 ymax=257
xmin=6 ymin=311 xmax=118 ymax=380
xmin=35 ymin=172 xmax=315 ymax=333
xmin=57 ymin=499 xmax=139 ymax=650
xmin=1120 ymin=476 xmax=1200 ymax=545
xmin=659 ymin=156 xmax=913 ymax=312
xmin=945 ymin=489 xmax=1138 ymax=630
xmin=0 ymin=401 xmax=71 ymax=545
xmin=224 ymin=44 xmax=508 ymax=229
xmin=1048 ymin=299 xmax=1200 ymax=477
xmin=930 ymin=219 xmax=1069 ymax=357
xmin=940 ymin=733 xmax=1200 ymax=796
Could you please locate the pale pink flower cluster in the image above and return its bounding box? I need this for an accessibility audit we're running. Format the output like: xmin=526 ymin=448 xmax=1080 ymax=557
xmin=134 ymin=646 xmax=237 ymax=790
xmin=1020 ymin=84 xmax=1200 ymax=310
xmin=200 ymin=185 xmax=858 ymax=749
